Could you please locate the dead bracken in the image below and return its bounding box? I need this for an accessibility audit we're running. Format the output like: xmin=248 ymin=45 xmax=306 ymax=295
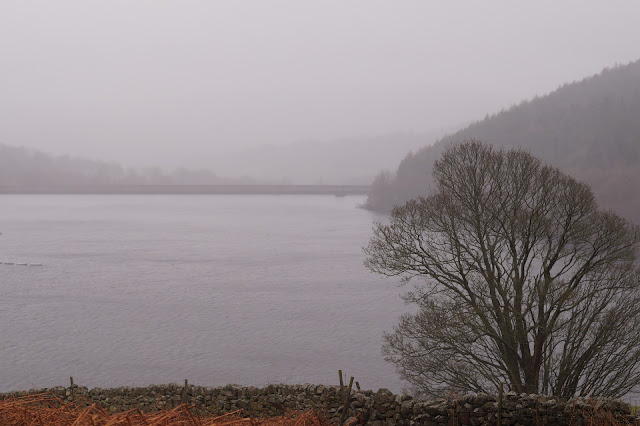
xmin=0 ymin=393 xmax=351 ymax=426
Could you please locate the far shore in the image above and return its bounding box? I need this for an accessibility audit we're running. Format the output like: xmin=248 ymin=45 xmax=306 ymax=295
xmin=0 ymin=184 xmax=370 ymax=196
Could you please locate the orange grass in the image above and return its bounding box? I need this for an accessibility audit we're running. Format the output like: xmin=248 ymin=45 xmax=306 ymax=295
xmin=0 ymin=393 xmax=344 ymax=426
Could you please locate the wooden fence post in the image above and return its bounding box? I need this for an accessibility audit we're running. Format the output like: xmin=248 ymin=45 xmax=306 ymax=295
xmin=339 ymin=376 xmax=354 ymax=426
xmin=70 ymin=376 xmax=75 ymax=401
xmin=181 ymin=379 xmax=189 ymax=404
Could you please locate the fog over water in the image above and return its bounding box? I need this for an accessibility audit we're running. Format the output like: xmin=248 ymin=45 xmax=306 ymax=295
xmin=2 ymin=1 xmax=640 ymax=173
xmin=0 ymin=195 xmax=406 ymax=392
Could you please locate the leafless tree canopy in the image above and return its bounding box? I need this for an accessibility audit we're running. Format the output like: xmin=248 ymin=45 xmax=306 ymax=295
xmin=364 ymin=140 xmax=640 ymax=398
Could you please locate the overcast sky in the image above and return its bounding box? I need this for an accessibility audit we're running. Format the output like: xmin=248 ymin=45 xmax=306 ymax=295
xmin=1 ymin=1 xmax=639 ymax=169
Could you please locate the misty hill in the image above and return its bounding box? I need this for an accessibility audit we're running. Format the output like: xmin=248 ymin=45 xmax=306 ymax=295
xmin=365 ymin=60 xmax=640 ymax=223
xmin=0 ymin=144 xmax=255 ymax=187
xmin=209 ymin=131 xmax=453 ymax=185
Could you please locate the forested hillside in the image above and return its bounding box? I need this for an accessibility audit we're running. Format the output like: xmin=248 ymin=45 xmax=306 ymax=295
xmin=0 ymin=144 xmax=252 ymax=186
xmin=365 ymin=60 xmax=640 ymax=223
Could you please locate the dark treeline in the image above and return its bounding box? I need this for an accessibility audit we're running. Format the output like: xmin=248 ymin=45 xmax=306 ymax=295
xmin=365 ymin=60 xmax=640 ymax=223
xmin=0 ymin=144 xmax=256 ymax=186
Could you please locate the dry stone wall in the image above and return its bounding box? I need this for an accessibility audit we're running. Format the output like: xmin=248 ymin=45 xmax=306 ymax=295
xmin=1 ymin=383 xmax=637 ymax=425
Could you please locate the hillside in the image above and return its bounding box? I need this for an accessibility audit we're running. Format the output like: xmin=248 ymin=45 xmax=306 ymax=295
xmin=208 ymin=131 xmax=453 ymax=185
xmin=0 ymin=130 xmax=453 ymax=188
xmin=365 ymin=60 xmax=640 ymax=223
xmin=0 ymin=144 xmax=255 ymax=187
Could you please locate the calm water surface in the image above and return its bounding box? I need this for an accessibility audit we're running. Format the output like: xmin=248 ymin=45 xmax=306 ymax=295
xmin=0 ymin=195 xmax=407 ymax=392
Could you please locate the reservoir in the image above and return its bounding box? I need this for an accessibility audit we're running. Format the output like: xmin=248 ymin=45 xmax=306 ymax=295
xmin=0 ymin=194 xmax=406 ymax=392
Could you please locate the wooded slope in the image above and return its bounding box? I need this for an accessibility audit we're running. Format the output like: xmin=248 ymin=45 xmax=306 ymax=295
xmin=365 ymin=60 xmax=640 ymax=223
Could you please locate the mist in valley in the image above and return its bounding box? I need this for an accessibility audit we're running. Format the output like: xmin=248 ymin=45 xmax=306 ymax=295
xmin=2 ymin=1 xmax=639 ymax=185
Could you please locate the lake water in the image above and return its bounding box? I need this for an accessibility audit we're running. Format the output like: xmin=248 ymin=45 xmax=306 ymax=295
xmin=0 ymin=195 xmax=407 ymax=392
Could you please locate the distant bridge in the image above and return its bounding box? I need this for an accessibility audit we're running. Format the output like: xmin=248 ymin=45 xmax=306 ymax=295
xmin=0 ymin=184 xmax=370 ymax=195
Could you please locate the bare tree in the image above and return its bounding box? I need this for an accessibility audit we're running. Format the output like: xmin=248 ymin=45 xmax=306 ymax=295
xmin=364 ymin=140 xmax=640 ymax=398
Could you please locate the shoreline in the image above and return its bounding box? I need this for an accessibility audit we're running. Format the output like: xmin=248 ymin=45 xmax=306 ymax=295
xmin=0 ymin=184 xmax=370 ymax=196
